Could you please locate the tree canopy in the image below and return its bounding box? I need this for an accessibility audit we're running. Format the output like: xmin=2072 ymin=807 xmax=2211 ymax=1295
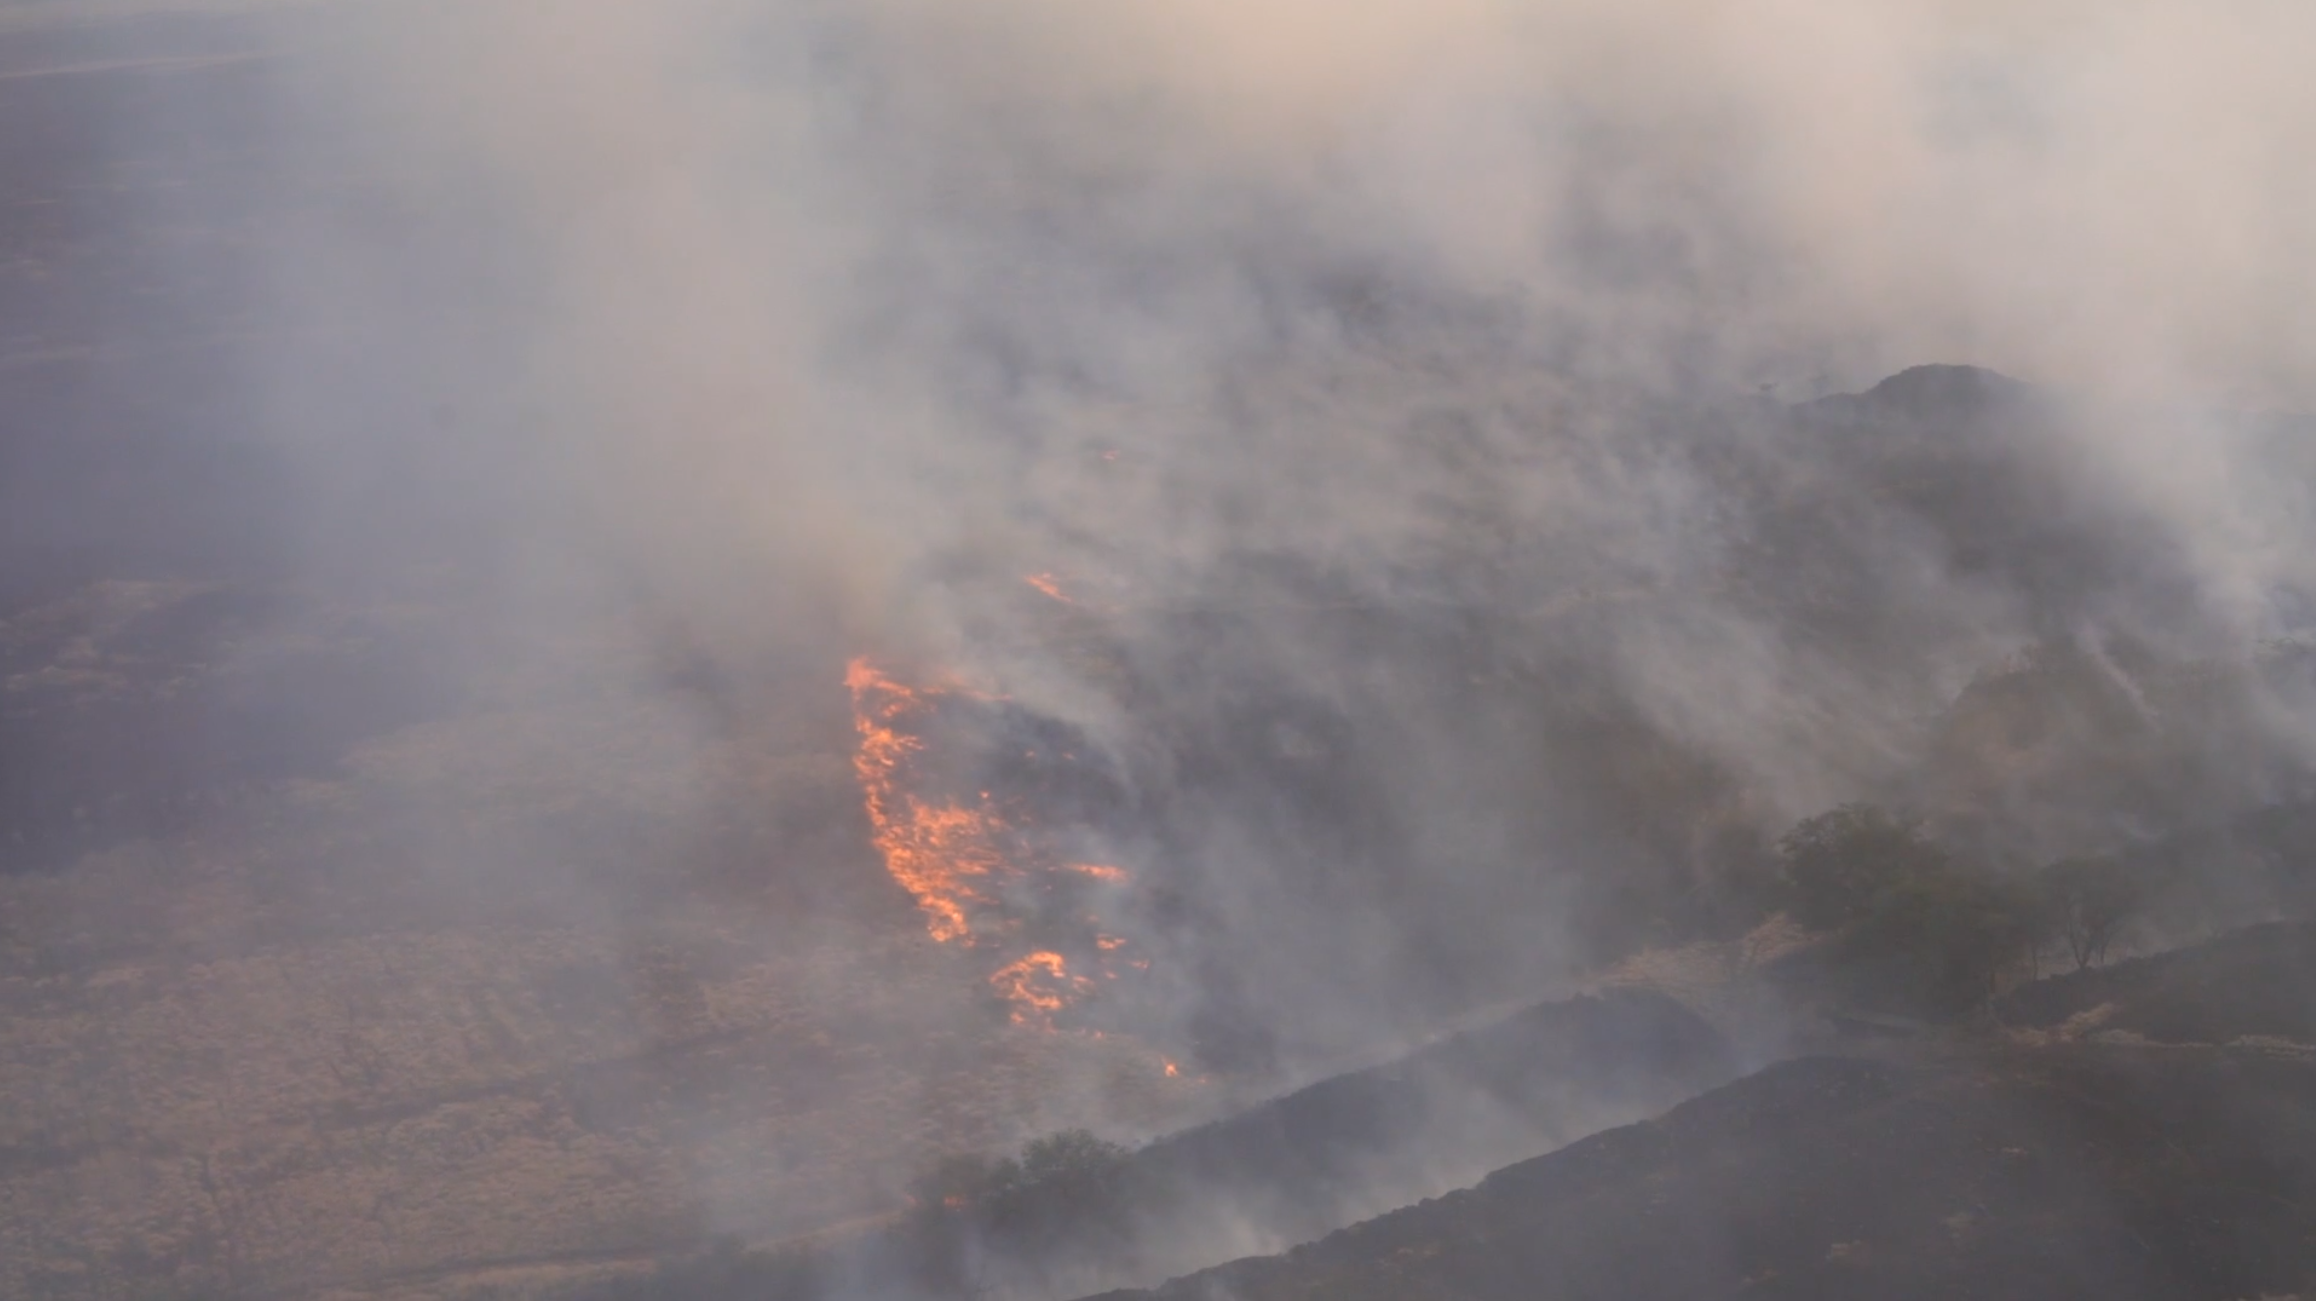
xmin=1777 ymin=804 xmax=1949 ymax=931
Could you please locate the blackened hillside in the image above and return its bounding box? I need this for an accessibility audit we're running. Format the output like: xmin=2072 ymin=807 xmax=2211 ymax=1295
xmin=1095 ymin=1045 xmax=2316 ymax=1301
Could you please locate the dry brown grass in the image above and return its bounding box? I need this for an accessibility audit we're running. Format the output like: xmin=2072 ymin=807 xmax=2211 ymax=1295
xmin=0 ymin=689 xmax=1212 ymax=1299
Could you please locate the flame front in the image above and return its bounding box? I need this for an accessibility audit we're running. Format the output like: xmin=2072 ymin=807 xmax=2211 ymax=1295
xmin=989 ymin=950 xmax=1093 ymax=1026
xmin=846 ymin=655 xmax=1145 ymax=1029
xmin=1023 ymin=572 xmax=1074 ymax=604
xmin=845 ymin=657 xmax=1007 ymax=943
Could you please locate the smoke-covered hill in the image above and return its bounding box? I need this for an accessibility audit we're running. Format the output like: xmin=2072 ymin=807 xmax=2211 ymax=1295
xmin=1090 ymin=1044 xmax=2316 ymax=1301
xmin=4 ymin=3 xmax=2315 ymax=1299
xmin=1076 ymin=924 xmax=2316 ymax=1301
xmin=563 ymin=986 xmax=1733 ymax=1301
xmin=568 ymin=922 xmax=2316 ymax=1301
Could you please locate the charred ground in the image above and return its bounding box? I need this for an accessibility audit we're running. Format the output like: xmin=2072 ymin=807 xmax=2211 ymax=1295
xmin=1077 ymin=920 xmax=2316 ymax=1301
xmin=1095 ymin=1044 xmax=2316 ymax=1301
xmin=3 ymin=10 xmax=2316 ymax=1301
xmin=573 ymin=920 xmax=2316 ymax=1301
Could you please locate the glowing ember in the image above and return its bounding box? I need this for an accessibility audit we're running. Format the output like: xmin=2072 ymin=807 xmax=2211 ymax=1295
xmin=844 ymin=657 xmax=1009 ymax=943
xmin=1023 ymin=572 xmax=1075 ymax=604
xmin=988 ymin=950 xmax=1093 ymax=1026
xmin=847 ymin=656 xmax=1146 ymax=1027
xmin=1162 ymin=1059 xmax=1181 ymax=1078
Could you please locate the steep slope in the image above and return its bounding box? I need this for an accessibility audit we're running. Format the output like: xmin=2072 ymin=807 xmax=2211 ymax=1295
xmin=960 ymin=987 xmax=1740 ymax=1296
xmin=571 ymin=987 xmax=1739 ymax=1301
xmin=1102 ymin=988 xmax=1736 ymax=1265
xmin=1094 ymin=1044 xmax=2316 ymax=1301
xmin=1999 ymin=921 xmax=2316 ymax=1046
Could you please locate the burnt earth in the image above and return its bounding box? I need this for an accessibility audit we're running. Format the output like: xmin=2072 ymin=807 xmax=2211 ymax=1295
xmin=1998 ymin=921 xmax=2316 ymax=1046
xmin=1093 ymin=1044 xmax=2316 ymax=1301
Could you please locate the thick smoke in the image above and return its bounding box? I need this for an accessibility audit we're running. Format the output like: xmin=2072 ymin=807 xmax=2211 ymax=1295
xmin=239 ymin=0 xmax=2316 ymax=1060
xmin=6 ymin=0 xmax=2312 ymax=1285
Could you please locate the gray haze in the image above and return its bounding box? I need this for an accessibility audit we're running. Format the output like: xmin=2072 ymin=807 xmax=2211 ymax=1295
xmin=234 ymin=0 xmax=2316 ymax=1056
xmin=3 ymin=0 xmax=2314 ymax=1283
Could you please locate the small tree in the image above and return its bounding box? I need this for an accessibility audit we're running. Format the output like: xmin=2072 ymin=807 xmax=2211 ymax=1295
xmin=985 ymin=1129 xmax=1130 ymax=1250
xmin=2037 ymin=855 xmax=2141 ymax=971
xmin=1777 ymin=805 xmax=2049 ymax=1013
xmin=911 ymin=1151 xmax=1022 ymax=1212
xmin=900 ymin=1152 xmax=1019 ymax=1297
xmin=901 ymin=1130 xmax=1133 ymax=1294
xmin=1868 ymin=863 xmax=2040 ymax=1007
xmin=1017 ymin=1129 xmax=1127 ymax=1190
xmin=1778 ymin=804 xmax=1947 ymax=931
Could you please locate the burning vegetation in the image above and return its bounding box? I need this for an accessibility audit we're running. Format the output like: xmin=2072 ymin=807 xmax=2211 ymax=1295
xmin=987 ymin=950 xmax=1092 ymax=1025
xmin=843 ymin=657 xmax=1007 ymax=944
xmin=1022 ymin=572 xmax=1075 ymax=605
xmin=844 ymin=656 xmax=1139 ymax=1026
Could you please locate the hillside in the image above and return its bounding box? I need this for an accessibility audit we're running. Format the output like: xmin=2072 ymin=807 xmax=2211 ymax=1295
xmin=1103 ymin=987 xmax=1736 ymax=1269
xmin=1085 ymin=921 xmax=2316 ymax=1301
xmin=568 ymin=987 xmax=1738 ymax=1301
xmin=3 ymin=8 xmax=2312 ymax=1301
xmin=1999 ymin=922 xmax=2316 ymax=1046
xmin=1092 ymin=1045 xmax=2316 ymax=1301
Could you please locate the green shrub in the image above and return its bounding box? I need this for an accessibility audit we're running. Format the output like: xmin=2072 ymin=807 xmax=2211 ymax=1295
xmin=1778 ymin=804 xmax=1948 ymax=931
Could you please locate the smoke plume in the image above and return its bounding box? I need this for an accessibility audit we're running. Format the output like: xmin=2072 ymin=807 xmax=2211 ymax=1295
xmin=5 ymin=0 xmax=2313 ymax=1282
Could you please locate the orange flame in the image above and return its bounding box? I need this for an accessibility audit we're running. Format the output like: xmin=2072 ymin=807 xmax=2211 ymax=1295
xmin=1023 ymin=572 xmax=1075 ymax=605
xmin=847 ymin=656 xmax=1149 ymax=1027
xmin=845 ymin=657 xmax=1009 ymax=943
xmin=988 ymin=950 xmax=1093 ymax=1026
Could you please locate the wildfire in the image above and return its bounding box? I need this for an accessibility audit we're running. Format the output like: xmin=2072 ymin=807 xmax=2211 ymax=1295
xmin=844 ymin=657 xmax=1009 ymax=943
xmin=988 ymin=950 xmax=1093 ymax=1026
xmin=1023 ymin=572 xmax=1075 ymax=605
xmin=846 ymin=655 xmax=1144 ymax=1027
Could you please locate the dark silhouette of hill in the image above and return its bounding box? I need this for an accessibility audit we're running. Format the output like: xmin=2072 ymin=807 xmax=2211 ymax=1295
xmin=569 ymin=987 xmax=1737 ymax=1301
xmin=1087 ymin=987 xmax=1737 ymax=1280
xmin=573 ymin=925 xmax=2316 ymax=1301
xmin=1081 ymin=921 xmax=2316 ymax=1301
xmin=1091 ymin=1043 xmax=2316 ymax=1301
xmin=1802 ymin=362 xmax=2038 ymax=422
xmin=1999 ymin=921 xmax=2316 ymax=1045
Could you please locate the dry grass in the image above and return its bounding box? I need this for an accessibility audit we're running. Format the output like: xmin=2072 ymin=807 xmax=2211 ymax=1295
xmin=0 ymin=685 xmax=1213 ymax=1299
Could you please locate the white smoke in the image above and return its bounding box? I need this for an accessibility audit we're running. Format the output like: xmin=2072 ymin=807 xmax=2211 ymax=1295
xmin=244 ymin=0 xmax=2315 ymax=1124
